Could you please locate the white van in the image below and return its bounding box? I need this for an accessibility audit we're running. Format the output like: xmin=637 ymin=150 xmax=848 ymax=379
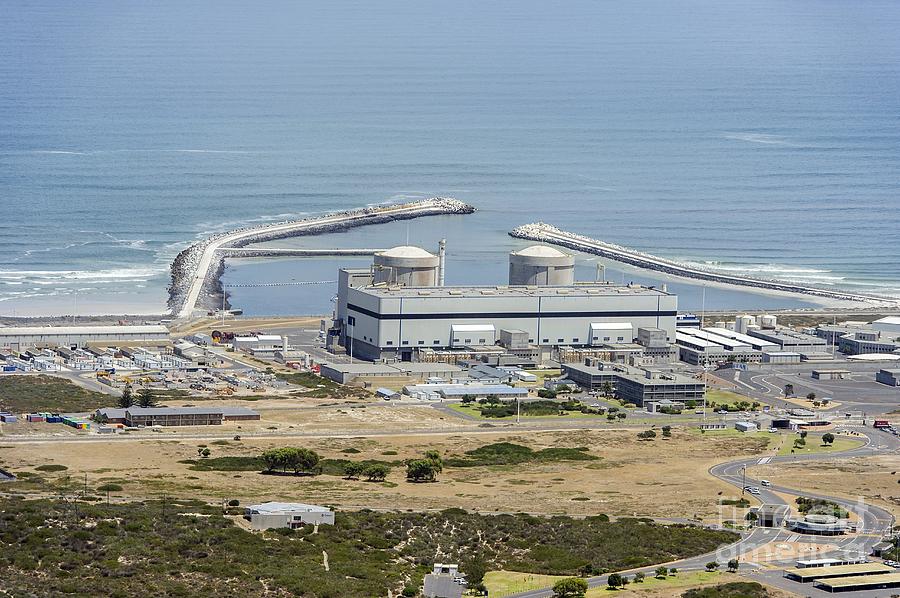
xmin=760 ymin=480 xmax=771 ymax=487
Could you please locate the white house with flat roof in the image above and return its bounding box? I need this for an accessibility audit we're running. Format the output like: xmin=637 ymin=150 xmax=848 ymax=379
xmin=244 ymin=502 xmax=334 ymax=530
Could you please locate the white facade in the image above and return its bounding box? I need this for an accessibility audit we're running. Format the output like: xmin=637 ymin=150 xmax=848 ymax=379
xmin=0 ymin=325 xmax=169 ymax=350
xmin=873 ymin=316 xmax=900 ymax=337
xmin=244 ymin=502 xmax=335 ymax=530
xmin=341 ymin=283 xmax=677 ymax=361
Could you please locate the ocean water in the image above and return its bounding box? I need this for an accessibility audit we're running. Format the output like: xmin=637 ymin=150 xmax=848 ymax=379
xmin=2 ymin=0 xmax=899 ymax=317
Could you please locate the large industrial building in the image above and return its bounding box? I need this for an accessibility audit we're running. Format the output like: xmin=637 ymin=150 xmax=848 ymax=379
xmin=0 ymin=325 xmax=170 ymax=350
xmin=333 ymin=243 xmax=677 ymax=361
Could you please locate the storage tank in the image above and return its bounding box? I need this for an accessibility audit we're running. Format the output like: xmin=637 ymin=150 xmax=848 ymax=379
xmin=759 ymin=314 xmax=777 ymax=329
xmin=735 ymin=315 xmax=756 ymax=335
xmin=508 ymin=245 xmax=575 ymax=286
xmin=373 ymin=246 xmax=439 ymax=287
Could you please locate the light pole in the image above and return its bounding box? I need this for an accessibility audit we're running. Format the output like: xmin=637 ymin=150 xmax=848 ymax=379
xmin=516 ymin=396 xmax=521 ymax=424
xmin=740 ymin=465 xmax=747 ymax=495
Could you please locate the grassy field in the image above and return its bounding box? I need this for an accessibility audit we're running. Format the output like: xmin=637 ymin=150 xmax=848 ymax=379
xmin=587 ymin=571 xmax=727 ymax=596
xmin=447 ymin=402 xmax=607 ymax=420
xmin=276 ymin=371 xmax=369 ymax=399
xmin=0 ymin=498 xmax=737 ymax=597
xmin=484 ymin=570 xmax=568 ymax=596
xmin=0 ymin=374 xmax=113 ymax=413
xmin=776 ymin=434 xmax=865 ymax=456
xmin=484 ymin=571 xmax=742 ymax=597
xmin=1 ymin=428 xmax=774 ymax=520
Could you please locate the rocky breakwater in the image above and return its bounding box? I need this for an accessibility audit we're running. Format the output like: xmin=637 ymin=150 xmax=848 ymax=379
xmin=510 ymin=222 xmax=896 ymax=305
xmin=170 ymin=197 xmax=475 ymax=318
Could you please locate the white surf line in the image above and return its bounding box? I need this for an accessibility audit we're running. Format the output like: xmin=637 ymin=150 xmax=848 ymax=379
xmin=509 ymin=222 xmax=897 ymax=305
xmin=175 ymin=198 xmax=473 ymax=318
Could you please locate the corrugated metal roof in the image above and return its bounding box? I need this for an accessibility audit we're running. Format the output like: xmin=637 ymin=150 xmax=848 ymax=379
xmin=0 ymin=325 xmax=168 ymax=336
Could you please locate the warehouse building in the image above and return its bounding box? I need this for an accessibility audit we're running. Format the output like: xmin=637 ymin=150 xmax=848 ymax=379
xmin=0 ymin=325 xmax=169 ymax=350
xmin=747 ymin=329 xmax=827 ymax=353
xmin=675 ymin=332 xmax=730 ymax=366
xmin=110 ymin=406 xmax=260 ymax=427
xmin=244 ymin=502 xmax=334 ymax=530
xmin=784 ymin=562 xmax=892 ymax=583
xmin=333 ymin=245 xmax=677 ymax=362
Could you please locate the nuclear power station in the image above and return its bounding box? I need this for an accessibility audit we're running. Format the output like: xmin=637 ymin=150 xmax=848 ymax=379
xmin=332 ymin=242 xmax=677 ymax=362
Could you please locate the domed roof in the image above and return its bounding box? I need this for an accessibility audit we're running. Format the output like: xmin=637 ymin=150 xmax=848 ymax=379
xmin=511 ymin=245 xmax=569 ymax=258
xmin=377 ymin=245 xmax=436 ymax=259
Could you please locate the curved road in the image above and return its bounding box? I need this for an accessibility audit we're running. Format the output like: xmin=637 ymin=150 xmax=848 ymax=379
xmin=507 ymin=428 xmax=898 ymax=598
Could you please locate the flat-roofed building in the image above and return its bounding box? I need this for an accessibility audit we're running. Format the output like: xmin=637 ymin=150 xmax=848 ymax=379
xmin=562 ymin=362 xmax=705 ymax=407
xmin=675 ymin=332 xmax=730 ymax=365
xmin=876 ymin=369 xmax=900 ymax=386
xmin=704 ymin=327 xmax=780 ymax=352
xmin=815 ymin=572 xmax=900 ymax=593
xmin=121 ymin=406 xmax=259 ymax=427
xmin=335 ymin=279 xmax=676 ymax=361
xmin=244 ymin=502 xmax=334 ymax=530
xmin=838 ymin=331 xmax=900 ymax=356
xmin=748 ymin=329 xmax=827 ymax=353
xmin=0 ymin=325 xmax=169 ymax=350
xmin=873 ymin=316 xmax=900 ymax=337
xmin=784 ymin=562 xmax=892 ymax=582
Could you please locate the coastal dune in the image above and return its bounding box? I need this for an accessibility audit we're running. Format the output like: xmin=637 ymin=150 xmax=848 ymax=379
xmin=170 ymin=198 xmax=475 ymax=318
xmin=510 ymin=222 xmax=897 ymax=306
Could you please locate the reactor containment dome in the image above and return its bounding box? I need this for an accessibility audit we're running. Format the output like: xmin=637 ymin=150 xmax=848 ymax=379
xmin=373 ymin=245 xmax=440 ymax=287
xmin=508 ymin=245 xmax=575 ymax=286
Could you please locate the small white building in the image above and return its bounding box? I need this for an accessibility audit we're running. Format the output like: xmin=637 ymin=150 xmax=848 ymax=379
xmin=735 ymin=420 xmax=758 ymax=433
xmin=244 ymin=502 xmax=335 ymax=530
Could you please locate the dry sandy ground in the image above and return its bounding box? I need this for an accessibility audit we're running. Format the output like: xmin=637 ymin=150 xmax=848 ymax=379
xmin=751 ymin=454 xmax=900 ymax=518
xmin=1 ymin=428 xmax=772 ymax=520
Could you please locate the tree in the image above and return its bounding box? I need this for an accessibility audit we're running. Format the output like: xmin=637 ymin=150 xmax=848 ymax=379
xmin=461 ymin=394 xmax=475 ymax=404
xmin=822 ymin=432 xmax=835 ymax=445
xmin=813 ymin=400 xmax=821 ymax=408
xmin=406 ymin=459 xmax=438 ymax=482
xmin=661 ymin=425 xmax=672 ymax=438
xmin=784 ymin=384 xmax=794 ymax=397
xmin=727 ymin=558 xmax=739 ymax=573
xmin=200 ymin=447 xmax=210 ymax=458
xmin=259 ymin=447 xmax=321 ymax=475
xmin=601 ymin=381 xmax=614 ymax=398
xmin=606 ymin=573 xmax=625 ymax=590
xmin=424 ymin=450 xmax=443 ymax=473
xmin=616 ymin=412 xmax=626 ymax=420
xmin=637 ymin=430 xmax=656 ymax=440
xmin=364 ymin=463 xmax=390 ymax=482
xmin=136 ymin=388 xmax=157 ymax=408
xmin=117 ymin=385 xmax=134 ymax=409
xmin=806 ymin=392 xmax=816 ymax=401
xmin=655 ymin=566 xmax=668 ymax=578
xmin=800 ymin=431 xmax=808 ymax=439
xmin=669 ymin=568 xmax=677 ymax=575
xmin=552 ymin=577 xmax=588 ymax=598
xmin=633 ymin=572 xmax=645 ymax=583
xmin=343 ymin=462 xmax=366 ymax=479
xmin=705 ymin=561 xmax=719 ymax=572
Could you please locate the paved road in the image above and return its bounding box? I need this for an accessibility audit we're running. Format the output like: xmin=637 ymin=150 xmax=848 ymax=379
xmin=506 ymin=428 xmax=898 ymax=598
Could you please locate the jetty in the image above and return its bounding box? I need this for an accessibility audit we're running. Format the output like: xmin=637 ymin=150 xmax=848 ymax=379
xmin=510 ymin=222 xmax=896 ymax=306
xmin=170 ymin=198 xmax=474 ymax=318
